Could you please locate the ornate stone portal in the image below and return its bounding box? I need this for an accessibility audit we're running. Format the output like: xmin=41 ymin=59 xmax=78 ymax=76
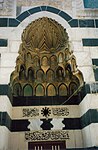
xmin=9 ymin=17 xmax=84 ymax=99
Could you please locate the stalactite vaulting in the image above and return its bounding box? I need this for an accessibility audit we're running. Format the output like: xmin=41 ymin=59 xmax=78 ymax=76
xmin=9 ymin=17 xmax=84 ymax=97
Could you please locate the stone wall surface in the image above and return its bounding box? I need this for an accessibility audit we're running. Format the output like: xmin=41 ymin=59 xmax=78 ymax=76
xmin=0 ymin=0 xmax=98 ymax=149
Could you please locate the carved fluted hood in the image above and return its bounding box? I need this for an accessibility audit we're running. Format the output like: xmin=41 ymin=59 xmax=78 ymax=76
xmin=22 ymin=17 xmax=69 ymax=52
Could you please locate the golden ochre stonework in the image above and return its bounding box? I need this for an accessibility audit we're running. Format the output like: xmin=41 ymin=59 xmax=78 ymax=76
xmin=9 ymin=17 xmax=84 ymax=97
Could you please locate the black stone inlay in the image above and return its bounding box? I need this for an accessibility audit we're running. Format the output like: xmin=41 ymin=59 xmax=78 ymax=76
xmin=0 ymin=18 xmax=8 ymax=27
xmin=47 ymin=6 xmax=60 ymax=14
xmin=92 ymin=59 xmax=98 ymax=81
xmin=0 ymin=84 xmax=8 ymax=95
xmin=95 ymin=19 xmax=98 ymax=28
xmin=83 ymin=0 xmax=98 ymax=9
xmin=59 ymin=11 xmax=72 ymax=21
xmin=0 ymin=39 xmax=8 ymax=47
xmin=11 ymin=119 xmax=29 ymax=132
xmin=81 ymin=109 xmax=98 ymax=128
xmin=0 ymin=112 xmax=11 ymax=130
xmin=79 ymin=19 xmax=95 ymax=27
xmin=16 ymin=11 xmax=30 ymax=22
xmin=28 ymin=7 xmax=41 ymax=14
xmin=94 ymin=69 xmax=98 ymax=81
xmin=82 ymin=39 xmax=98 ymax=46
xmin=40 ymin=119 xmax=53 ymax=130
xmin=9 ymin=18 xmax=19 ymax=27
xmin=68 ymin=19 xmax=78 ymax=27
xmin=41 ymin=6 xmax=47 ymax=11
xmin=12 ymin=95 xmax=81 ymax=106
xmin=62 ymin=118 xmax=81 ymax=130
xmin=92 ymin=59 xmax=98 ymax=66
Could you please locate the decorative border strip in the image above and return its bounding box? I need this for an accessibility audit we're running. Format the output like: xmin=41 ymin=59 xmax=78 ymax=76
xmin=1 ymin=109 xmax=98 ymax=131
xmin=22 ymin=106 xmax=69 ymax=118
xmin=0 ymin=6 xmax=97 ymax=28
xmin=25 ymin=130 xmax=69 ymax=142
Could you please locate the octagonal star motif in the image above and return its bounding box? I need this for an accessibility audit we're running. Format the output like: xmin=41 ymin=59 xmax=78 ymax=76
xmin=41 ymin=107 xmax=51 ymax=118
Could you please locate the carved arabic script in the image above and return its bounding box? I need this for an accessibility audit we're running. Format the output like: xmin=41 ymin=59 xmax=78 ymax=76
xmin=52 ymin=107 xmax=69 ymax=116
xmin=25 ymin=130 xmax=69 ymax=141
xmin=23 ymin=108 xmax=39 ymax=117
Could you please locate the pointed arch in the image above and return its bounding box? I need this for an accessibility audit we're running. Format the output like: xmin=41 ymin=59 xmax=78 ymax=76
xmin=41 ymin=56 xmax=49 ymax=66
xmin=19 ymin=65 xmax=26 ymax=80
xmin=13 ymin=83 xmax=22 ymax=96
xmin=23 ymin=84 xmax=33 ymax=96
xmin=33 ymin=55 xmax=40 ymax=67
xmin=56 ymin=66 xmax=64 ymax=79
xmin=47 ymin=84 xmax=56 ymax=96
xmin=69 ymin=82 xmax=78 ymax=96
xmin=50 ymin=55 xmax=57 ymax=67
xmin=27 ymin=67 xmax=34 ymax=81
xmin=58 ymin=83 xmax=68 ymax=96
xmin=46 ymin=69 xmax=54 ymax=81
xmin=10 ymin=6 xmax=72 ymax=27
xmin=58 ymin=52 xmax=64 ymax=63
xmin=27 ymin=52 xmax=32 ymax=60
xmin=36 ymin=69 xmax=44 ymax=81
xmin=35 ymin=84 xmax=45 ymax=96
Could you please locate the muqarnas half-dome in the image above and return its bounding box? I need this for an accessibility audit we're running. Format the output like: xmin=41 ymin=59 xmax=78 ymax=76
xmin=22 ymin=17 xmax=69 ymax=52
xmin=9 ymin=17 xmax=84 ymax=98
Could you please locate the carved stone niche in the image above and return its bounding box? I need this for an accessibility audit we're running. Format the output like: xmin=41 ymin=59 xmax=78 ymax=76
xmin=9 ymin=17 xmax=84 ymax=98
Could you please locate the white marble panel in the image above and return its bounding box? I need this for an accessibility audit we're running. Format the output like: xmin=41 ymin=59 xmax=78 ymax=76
xmin=0 ymin=67 xmax=14 ymax=84
xmin=74 ymin=130 xmax=83 ymax=148
xmin=0 ymin=126 xmax=10 ymax=150
xmin=10 ymin=132 xmax=27 ymax=150
xmin=51 ymin=118 xmax=64 ymax=130
xmin=9 ymin=40 xmax=21 ymax=52
xmin=28 ymin=119 xmax=42 ymax=130
xmin=0 ymin=47 xmax=8 ymax=53
xmin=66 ymin=130 xmax=75 ymax=148
xmin=9 ymin=27 xmax=23 ymax=41
xmin=82 ymin=125 xmax=93 ymax=148
xmin=79 ymin=94 xmax=98 ymax=117
xmin=0 ymin=28 xmax=14 ymax=39
xmin=68 ymin=28 xmax=98 ymax=42
xmin=90 ymin=123 xmax=98 ymax=147
xmin=1 ymin=53 xmax=18 ymax=67
xmin=0 ymin=96 xmax=12 ymax=118
xmin=69 ymin=105 xmax=80 ymax=118
xmin=79 ymin=66 xmax=95 ymax=83
xmin=83 ymin=47 xmax=90 ymax=52
xmin=74 ymin=51 xmax=92 ymax=67
xmin=90 ymin=47 xmax=98 ymax=58
xmin=72 ymin=41 xmax=83 ymax=52
xmin=67 ymin=29 xmax=90 ymax=41
xmin=12 ymin=105 xmax=80 ymax=119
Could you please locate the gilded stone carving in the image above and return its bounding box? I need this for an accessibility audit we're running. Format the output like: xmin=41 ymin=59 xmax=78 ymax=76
xmin=9 ymin=17 xmax=84 ymax=98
